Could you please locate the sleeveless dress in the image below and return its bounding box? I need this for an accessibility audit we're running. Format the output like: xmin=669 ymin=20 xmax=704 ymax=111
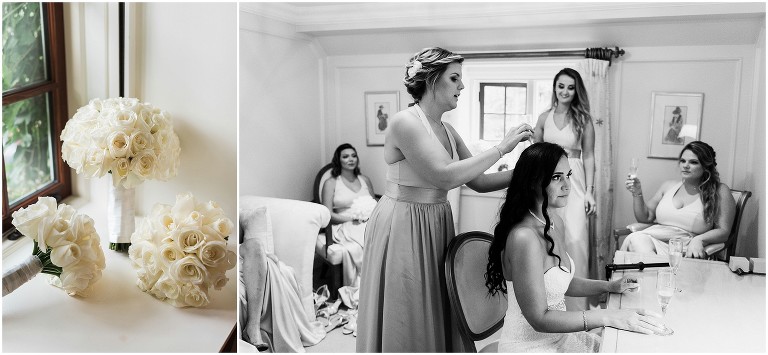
xmin=356 ymin=104 xmax=467 ymax=352
xmin=498 ymin=253 xmax=600 ymax=352
xmin=331 ymin=176 xmax=371 ymax=287
xmin=542 ymin=109 xmax=589 ymax=310
xmin=620 ymin=181 xmax=712 ymax=255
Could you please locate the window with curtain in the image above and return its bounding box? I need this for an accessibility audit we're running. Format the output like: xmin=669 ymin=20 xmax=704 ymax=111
xmin=473 ymin=79 xmax=552 ymax=173
xmin=2 ymin=2 xmax=70 ymax=233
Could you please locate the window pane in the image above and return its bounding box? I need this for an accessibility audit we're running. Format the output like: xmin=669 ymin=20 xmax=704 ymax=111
xmin=534 ymin=80 xmax=552 ymax=116
xmin=482 ymin=113 xmax=505 ymax=140
xmin=2 ymin=93 xmax=54 ymax=205
xmin=2 ymin=2 xmax=48 ymax=92
xmin=483 ymin=86 xmax=505 ymax=114
xmin=505 ymin=86 xmax=527 ymax=114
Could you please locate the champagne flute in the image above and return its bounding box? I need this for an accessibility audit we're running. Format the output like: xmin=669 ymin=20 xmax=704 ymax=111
xmin=655 ymin=268 xmax=676 ymax=336
xmin=629 ymin=158 xmax=639 ymax=179
xmin=668 ymin=238 xmax=683 ymax=274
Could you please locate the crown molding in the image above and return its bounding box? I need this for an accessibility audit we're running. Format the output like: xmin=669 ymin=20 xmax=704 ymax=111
xmin=241 ymin=2 xmax=766 ymax=34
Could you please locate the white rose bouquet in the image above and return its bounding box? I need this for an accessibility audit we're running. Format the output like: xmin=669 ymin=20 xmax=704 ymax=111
xmin=3 ymin=197 xmax=106 ymax=297
xmin=346 ymin=195 xmax=377 ymax=222
xmin=60 ymin=97 xmax=181 ymax=189
xmin=61 ymin=97 xmax=181 ymax=252
xmin=128 ymin=192 xmax=236 ymax=308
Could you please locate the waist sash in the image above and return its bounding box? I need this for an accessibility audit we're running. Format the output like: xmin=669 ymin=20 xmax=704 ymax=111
xmin=385 ymin=182 xmax=447 ymax=204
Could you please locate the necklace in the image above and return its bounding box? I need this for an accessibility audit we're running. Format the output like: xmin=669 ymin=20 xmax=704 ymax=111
xmin=528 ymin=210 xmax=555 ymax=231
xmin=418 ymin=104 xmax=441 ymax=125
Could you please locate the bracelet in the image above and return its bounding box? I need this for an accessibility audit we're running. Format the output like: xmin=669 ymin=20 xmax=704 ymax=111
xmin=632 ymin=192 xmax=643 ymax=197
xmin=493 ymin=145 xmax=503 ymax=159
xmin=582 ymin=311 xmax=588 ymax=331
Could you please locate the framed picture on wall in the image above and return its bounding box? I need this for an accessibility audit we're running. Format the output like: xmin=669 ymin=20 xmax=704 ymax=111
xmin=648 ymin=92 xmax=704 ymax=159
xmin=364 ymin=91 xmax=399 ymax=146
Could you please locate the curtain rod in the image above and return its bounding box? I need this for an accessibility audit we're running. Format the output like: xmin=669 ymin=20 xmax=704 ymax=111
xmin=459 ymin=47 xmax=625 ymax=65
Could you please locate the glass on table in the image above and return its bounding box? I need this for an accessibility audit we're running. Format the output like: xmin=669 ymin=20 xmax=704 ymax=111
xmin=668 ymin=238 xmax=683 ymax=274
xmin=655 ymin=268 xmax=676 ymax=336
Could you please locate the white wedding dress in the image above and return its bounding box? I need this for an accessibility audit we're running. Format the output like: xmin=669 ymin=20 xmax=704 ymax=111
xmin=498 ymin=253 xmax=600 ymax=352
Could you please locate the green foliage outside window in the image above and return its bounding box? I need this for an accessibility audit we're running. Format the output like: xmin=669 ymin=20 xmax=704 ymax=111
xmin=2 ymin=2 xmax=54 ymax=205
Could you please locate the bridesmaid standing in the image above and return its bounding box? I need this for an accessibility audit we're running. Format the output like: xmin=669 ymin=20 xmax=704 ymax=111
xmin=356 ymin=47 xmax=533 ymax=352
xmin=533 ymin=68 xmax=596 ymax=311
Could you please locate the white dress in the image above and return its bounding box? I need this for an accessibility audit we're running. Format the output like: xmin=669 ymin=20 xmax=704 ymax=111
xmin=331 ymin=176 xmax=371 ymax=287
xmin=542 ymin=109 xmax=589 ymax=309
xmin=498 ymin=253 xmax=600 ymax=353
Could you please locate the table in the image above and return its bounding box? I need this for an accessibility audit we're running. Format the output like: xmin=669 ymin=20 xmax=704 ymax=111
xmin=601 ymin=251 xmax=766 ymax=353
xmin=2 ymin=210 xmax=237 ymax=352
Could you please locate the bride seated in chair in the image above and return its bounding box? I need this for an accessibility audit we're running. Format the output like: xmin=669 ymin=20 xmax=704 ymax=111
xmin=485 ymin=142 xmax=663 ymax=352
xmin=321 ymin=143 xmax=377 ymax=288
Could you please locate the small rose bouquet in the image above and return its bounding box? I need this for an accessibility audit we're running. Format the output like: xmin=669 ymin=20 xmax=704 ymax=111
xmin=60 ymin=97 xmax=181 ymax=189
xmin=128 ymin=192 xmax=236 ymax=308
xmin=346 ymin=195 xmax=377 ymax=222
xmin=3 ymin=197 xmax=106 ymax=297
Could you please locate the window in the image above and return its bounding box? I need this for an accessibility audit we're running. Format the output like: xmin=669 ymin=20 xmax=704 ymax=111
xmin=476 ymin=79 xmax=552 ymax=172
xmin=2 ymin=2 xmax=70 ymax=232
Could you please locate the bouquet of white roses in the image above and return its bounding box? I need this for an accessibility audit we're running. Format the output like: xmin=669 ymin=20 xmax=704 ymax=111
xmin=128 ymin=192 xmax=236 ymax=308
xmin=60 ymin=97 xmax=181 ymax=189
xmin=346 ymin=195 xmax=377 ymax=222
xmin=3 ymin=197 xmax=106 ymax=297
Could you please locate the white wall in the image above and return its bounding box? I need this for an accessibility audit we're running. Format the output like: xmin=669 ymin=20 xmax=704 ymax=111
xmin=64 ymin=3 xmax=238 ymax=225
xmin=239 ymin=11 xmax=325 ymax=201
xmin=612 ymin=44 xmax=763 ymax=258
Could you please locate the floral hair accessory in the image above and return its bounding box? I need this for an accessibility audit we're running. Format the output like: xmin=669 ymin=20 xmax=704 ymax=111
xmin=4 ymin=197 xmax=106 ymax=297
xmin=128 ymin=192 xmax=236 ymax=308
xmin=407 ymin=60 xmax=422 ymax=79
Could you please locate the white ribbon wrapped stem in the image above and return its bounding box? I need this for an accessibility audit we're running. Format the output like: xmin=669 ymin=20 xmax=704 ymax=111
xmin=108 ymin=184 xmax=136 ymax=244
xmin=3 ymin=255 xmax=43 ymax=297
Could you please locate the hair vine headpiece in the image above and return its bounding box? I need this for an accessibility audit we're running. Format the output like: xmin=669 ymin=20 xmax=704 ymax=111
xmin=407 ymin=60 xmax=422 ymax=79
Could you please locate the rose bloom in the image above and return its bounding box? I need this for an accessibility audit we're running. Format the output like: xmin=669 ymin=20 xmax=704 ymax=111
xmin=208 ymin=270 xmax=229 ymax=291
xmin=129 ymin=131 xmax=152 ymax=155
xmin=50 ymin=242 xmax=82 ymax=269
xmin=54 ymin=261 xmax=103 ymax=297
xmin=181 ymin=284 xmax=209 ymax=308
xmin=113 ymin=109 xmax=138 ymax=129
xmin=157 ymin=242 xmax=185 ymax=268
xmin=211 ymin=217 xmax=234 ymax=238
xmin=11 ymin=197 xmax=58 ymax=248
xmin=107 ymin=130 xmax=131 ymax=158
xmin=153 ymin=275 xmax=182 ymax=300
xmin=82 ymin=147 xmax=112 ymax=177
xmin=175 ymin=229 xmax=206 ymax=253
xmin=198 ymin=240 xmax=228 ymax=268
xmin=169 ymin=255 xmax=208 ymax=285
xmin=129 ymin=150 xmax=157 ymax=179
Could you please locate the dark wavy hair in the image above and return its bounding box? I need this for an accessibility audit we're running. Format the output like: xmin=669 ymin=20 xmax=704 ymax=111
xmin=330 ymin=143 xmax=360 ymax=177
xmin=550 ymin=68 xmax=592 ymax=140
xmin=680 ymin=141 xmax=721 ymax=224
xmin=403 ymin=47 xmax=464 ymax=106
xmin=486 ymin=142 xmax=568 ymax=296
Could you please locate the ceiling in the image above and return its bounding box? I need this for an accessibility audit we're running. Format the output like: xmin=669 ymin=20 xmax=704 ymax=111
xmin=240 ymin=2 xmax=766 ymax=55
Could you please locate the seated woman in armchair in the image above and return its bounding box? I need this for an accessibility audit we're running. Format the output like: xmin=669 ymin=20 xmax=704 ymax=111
xmin=621 ymin=141 xmax=736 ymax=258
xmin=321 ymin=143 xmax=377 ymax=287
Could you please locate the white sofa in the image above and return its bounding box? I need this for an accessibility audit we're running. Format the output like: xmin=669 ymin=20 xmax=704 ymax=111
xmin=240 ymin=196 xmax=330 ymax=320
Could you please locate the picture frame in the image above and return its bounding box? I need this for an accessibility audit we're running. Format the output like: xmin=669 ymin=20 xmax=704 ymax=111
xmin=364 ymin=91 xmax=399 ymax=146
xmin=648 ymin=92 xmax=704 ymax=159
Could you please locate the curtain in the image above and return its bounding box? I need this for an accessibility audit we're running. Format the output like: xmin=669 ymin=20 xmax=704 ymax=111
xmin=575 ymin=59 xmax=613 ymax=282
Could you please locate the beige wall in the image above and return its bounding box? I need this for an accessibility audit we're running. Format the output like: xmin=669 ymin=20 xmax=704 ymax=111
xmin=239 ymin=11 xmax=324 ymax=201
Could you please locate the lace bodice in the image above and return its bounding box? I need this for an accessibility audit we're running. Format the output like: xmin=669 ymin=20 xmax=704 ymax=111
xmin=499 ymin=253 xmax=584 ymax=352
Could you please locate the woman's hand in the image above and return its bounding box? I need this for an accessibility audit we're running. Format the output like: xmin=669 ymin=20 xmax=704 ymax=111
xmin=625 ymin=174 xmax=643 ymax=196
xmin=606 ymin=308 xmax=664 ymax=335
xmin=685 ymin=238 xmax=707 ymax=258
xmin=608 ymin=276 xmax=639 ymax=294
xmin=585 ymin=191 xmax=597 ymax=215
xmin=498 ymin=123 xmax=533 ymax=154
